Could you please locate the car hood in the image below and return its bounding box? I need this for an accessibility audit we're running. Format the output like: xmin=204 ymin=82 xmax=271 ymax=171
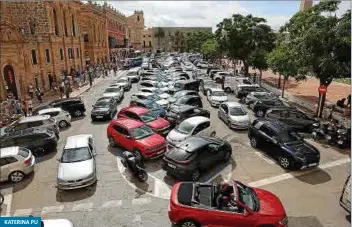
xmin=137 ymin=133 xmax=165 ymax=148
xmin=211 ymin=96 xmax=228 ymax=102
xmin=230 ymin=114 xmax=250 ymax=123
xmin=253 ymin=188 xmax=286 ymax=216
xmin=92 ymin=107 xmax=110 ymax=112
xmin=58 ymin=159 xmax=94 ymax=181
xmin=147 ymin=118 xmax=170 ymax=130
xmin=103 ymin=92 xmax=119 ymax=97
xmin=284 ymin=142 xmax=319 ymax=156
xmin=167 ymin=129 xmax=188 ymax=142
xmin=156 ymin=99 xmax=169 ymax=106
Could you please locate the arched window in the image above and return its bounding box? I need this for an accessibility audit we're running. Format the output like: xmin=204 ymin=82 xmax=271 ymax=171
xmin=137 ymin=15 xmax=140 ymax=22
xmin=53 ymin=9 xmax=59 ymax=35
xmin=72 ymin=14 xmax=76 ymax=37
xmin=63 ymin=11 xmax=68 ymax=36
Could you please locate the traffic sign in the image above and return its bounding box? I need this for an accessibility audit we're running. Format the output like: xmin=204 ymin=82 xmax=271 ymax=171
xmin=318 ymin=85 xmax=327 ymax=94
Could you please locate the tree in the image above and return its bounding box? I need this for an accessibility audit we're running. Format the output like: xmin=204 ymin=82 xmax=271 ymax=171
xmin=215 ymin=14 xmax=275 ymax=75
xmin=280 ymin=1 xmax=351 ymax=117
xmin=154 ymin=27 xmax=165 ymax=50
xmin=201 ymin=39 xmax=217 ymax=60
xmin=185 ymin=30 xmax=214 ymax=52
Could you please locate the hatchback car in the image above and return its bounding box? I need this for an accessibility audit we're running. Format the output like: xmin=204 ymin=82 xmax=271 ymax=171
xmin=245 ymin=92 xmax=278 ymax=106
xmin=252 ymin=99 xmax=291 ymax=117
xmin=207 ymin=88 xmax=228 ymax=107
xmin=165 ymin=105 xmax=210 ymax=127
xmin=103 ymin=86 xmax=124 ymax=102
xmin=117 ymin=106 xmax=171 ymax=136
xmin=91 ymin=97 xmax=118 ymax=121
xmin=162 ymin=136 xmax=232 ymax=181
xmin=168 ymin=181 xmax=288 ymax=227
xmin=218 ymin=102 xmax=250 ymax=129
xmin=130 ymin=99 xmax=166 ymax=117
xmin=0 ymin=146 xmax=35 ymax=183
xmin=126 ymin=70 xmax=140 ymax=82
xmin=114 ymin=77 xmax=131 ymax=91
xmin=201 ymin=80 xmax=218 ymax=95
xmin=44 ymin=98 xmax=86 ymax=118
xmin=107 ymin=118 xmax=166 ymax=159
xmin=57 ymin=134 xmax=97 ymax=190
xmin=38 ymin=107 xmax=71 ymax=128
xmin=248 ymin=119 xmax=320 ymax=170
xmin=166 ymin=116 xmax=215 ymax=146
xmin=173 ymin=95 xmax=203 ymax=108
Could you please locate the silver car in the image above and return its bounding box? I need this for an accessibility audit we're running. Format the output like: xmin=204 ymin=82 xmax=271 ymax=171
xmin=0 ymin=146 xmax=35 ymax=182
xmin=218 ymin=102 xmax=251 ymax=129
xmin=57 ymin=134 xmax=97 ymax=190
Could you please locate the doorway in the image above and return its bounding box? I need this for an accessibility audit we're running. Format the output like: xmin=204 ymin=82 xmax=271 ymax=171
xmin=3 ymin=65 xmax=18 ymax=99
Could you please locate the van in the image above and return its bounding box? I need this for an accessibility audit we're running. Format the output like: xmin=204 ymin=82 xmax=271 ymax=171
xmin=173 ymin=80 xmax=200 ymax=92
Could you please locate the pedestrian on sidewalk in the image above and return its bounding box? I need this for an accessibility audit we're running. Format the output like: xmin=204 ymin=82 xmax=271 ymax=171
xmin=48 ymin=74 xmax=53 ymax=90
xmin=21 ymin=100 xmax=27 ymax=117
xmin=59 ymin=81 xmax=64 ymax=99
xmin=89 ymin=72 xmax=93 ymax=86
xmin=347 ymin=95 xmax=351 ymax=107
xmin=28 ymin=84 xmax=34 ymax=99
xmin=35 ymin=87 xmax=43 ymax=103
xmin=64 ymin=81 xmax=70 ymax=99
xmin=26 ymin=96 xmax=33 ymax=116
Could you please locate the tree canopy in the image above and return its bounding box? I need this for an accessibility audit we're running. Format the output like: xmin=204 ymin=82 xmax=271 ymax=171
xmin=185 ymin=30 xmax=214 ymax=52
xmin=201 ymin=39 xmax=218 ymax=60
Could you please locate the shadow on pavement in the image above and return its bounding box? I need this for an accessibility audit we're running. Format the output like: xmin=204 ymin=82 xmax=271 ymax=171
xmin=56 ymin=182 xmax=97 ymax=202
xmin=91 ymin=119 xmax=112 ymax=125
xmin=12 ymin=172 xmax=35 ymax=193
xmin=35 ymin=148 xmax=58 ymax=163
xmin=71 ymin=115 xmax=86 ymax=122
xmin=346 ymin=214 xmax=351 ymax=223
xmin=294 ymin=168 xmax=331 ymax=185
xmin=287 ymin=215 xmax=324 ymax=227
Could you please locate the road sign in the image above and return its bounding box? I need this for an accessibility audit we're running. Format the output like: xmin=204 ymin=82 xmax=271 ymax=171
xmin=318 ymin=85 xmax=327 ymax=94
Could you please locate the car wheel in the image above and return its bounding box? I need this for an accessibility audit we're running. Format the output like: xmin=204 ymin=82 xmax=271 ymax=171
xmin=33 ymin=147 xmax=45 ymax=156
xmin=312 ymin=132 xmax=318 ymax=140
xmin=223 ymin=151 xmax=231 ymax=162
xmin=108 ymin=136 xmax=115 ymax=147
xmin=9 ymin=171 xmax=25 ymax=183
xmin=256 ymin=109 xmax=265 ymax=117
xmin=191 ymin=169 xmax=201 ymax=181
xmin=59 ymin=120 xmax=68 ymax=128
xmin=74 ymin=110 xmax=82 ymax=117
xmin=225 ymin=87 xmax=231 ymax=93
xmin=179 ymin=219 xmax=199 ymax=227
xmin=210 ymin=131 xmax=216 ymax=137
xmin=250 ymin=136 xmax=259 ymax=148
xmin=279 ymin=156 xmax=292 ymax=169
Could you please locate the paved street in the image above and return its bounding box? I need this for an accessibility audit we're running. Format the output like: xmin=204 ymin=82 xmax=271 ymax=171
xmin=0 ymin=69 xmax=350 ymax=227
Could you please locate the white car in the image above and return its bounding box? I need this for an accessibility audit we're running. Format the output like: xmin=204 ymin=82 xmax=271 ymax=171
xmin=245 ymin=91 xmax=277 ymax=106
xmin=218 ymin=102 xmax=251 ymax=129
xmin=213 ymin=72 xmax=231 ymax=83
xmin=38 ymin=107 xmax=71 ymax=128
xmin=57 ymin=134 xmax=97 ymax=190
xmin=113 ymin=77 xmax=131 ymax=91
xmin=103 ymin=86 xmax=124 ymax=101
xmin=166 ymin=116 xmax=216 ymax=147
xmin=126 ymin=70 xmax=140 ymax=82
xmin=207 ymin=88 xmax=228 ymax=107
xmin=42 ymin=219 xmax=75 ymax=227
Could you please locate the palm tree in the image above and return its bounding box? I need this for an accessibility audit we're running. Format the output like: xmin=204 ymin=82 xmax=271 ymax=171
xmin=154 ymin=27 xmax=165 ymax=50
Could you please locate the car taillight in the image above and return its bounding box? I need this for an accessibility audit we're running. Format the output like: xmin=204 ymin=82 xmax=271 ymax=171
xmin=176 ymin=160 xmax=191 ymax=164
xmin=24 ymin=157 xmax=32 ymax=165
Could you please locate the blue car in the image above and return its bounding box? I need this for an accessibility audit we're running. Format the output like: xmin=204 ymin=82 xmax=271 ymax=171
xmin=130 ymin=99 xmax=166 ymax=117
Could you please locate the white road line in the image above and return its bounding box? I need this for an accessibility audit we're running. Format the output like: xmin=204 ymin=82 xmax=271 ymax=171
xmin=132 ymin=197 xmax=151 ymax=205
xmin=41 ymin=205 xmax=64 ymax=214
xmin=72 ymin=202 xmax=93 ymax=212
xmin=4 ymin=193 xmax=13 ymax=217
xmin=13 ymin=208 xmax=33 ymax=216
xmin=101 ymin=200 xmax=122 ymax=209
xmin=254 ymin=151 xmax=276 ymax=164
xmin=249 ymin=157 xmax=350 ymax=187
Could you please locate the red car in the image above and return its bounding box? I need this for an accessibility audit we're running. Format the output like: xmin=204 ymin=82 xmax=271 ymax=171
xmin=117 ymin=106 xmax=171 ymax=136
xmin=169 ymin=181 xmax=288 ymax=227
xmin=107 ymin=118 xmax=167 ymax=159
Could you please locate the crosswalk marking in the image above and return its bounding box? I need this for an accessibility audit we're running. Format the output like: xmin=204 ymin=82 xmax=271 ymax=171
xmin=41 ymin=205 xmax=64 ymax=214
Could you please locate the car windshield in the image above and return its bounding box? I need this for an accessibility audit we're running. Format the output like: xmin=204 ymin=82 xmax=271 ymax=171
xmin=173 ymin=91 xmax=185 ymax=98
xmin=61 ymin=147 xmax=92 ymax=163
xmin=117 ymin=79 xmax=127 ymax=83
xmin=236 ymin=182 xmax=259 ymax=211
xmin=230 ymin=107 xmax=246 ymax=116
xmin=176 ymin=121 xmax=195 ymax=134
xmin=140 ymin=112 xmax=157 ymax=123
xmin=130 ymin=125 xmax=154 ymax=140
xmin=94 ymin=100 xmax=109 ymax=107
xmin=280 ymin=130 xmax=302 ymax=143
xmin=146 ymin=101 xmax=159 ymax=109
xmin=105 ymin=88 xmax=119 ymax=93
xmin=213 ymin=91 xmax=226 ymax=96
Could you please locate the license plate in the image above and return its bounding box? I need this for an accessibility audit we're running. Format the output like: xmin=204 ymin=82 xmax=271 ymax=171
xmin=308 ymin=163 xmax=317 ymax=167
xmin=96 ymin=116 xmax=103 ymax=118
xmin=168 ymin=163 xmax=176 ymax=169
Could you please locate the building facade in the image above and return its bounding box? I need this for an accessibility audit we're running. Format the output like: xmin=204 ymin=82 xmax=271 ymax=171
xmin=0 ymin=1 xmax=85 ymax=101
xmin=103 ymin=3 xmax=127 ymax=48
xmin=127 ymin=10 xmax=145 ymax=50
xmin=299 ymin=0 xmax=313 ymax=12
xmin=141 ymin=28 xmax=154 ymax=52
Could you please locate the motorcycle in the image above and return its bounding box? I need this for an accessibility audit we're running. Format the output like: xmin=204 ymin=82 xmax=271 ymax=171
xmin=121 ymin=151 xmax=148 ymax=182
xmin=337 ymin=128 xmax=351 ymax=148
xmin=0 ymin=192 xmax=4 ymax=206
xmin=312 ymin=121 xmax=340 ymax=144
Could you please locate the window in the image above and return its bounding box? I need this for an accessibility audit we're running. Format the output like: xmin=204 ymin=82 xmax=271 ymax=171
xmin=31 ymin=49 xmax=37 ymax=65
xmin=220 ymin=104 xmax=228 ymax=113
xmin=112 ymin=124 xmax=129 ymax=136
xmin=137 ymin=15 xmax=140 ymax=21
xmin=84 ymin=34 xmax=89 ymax=43
xmin=149 ymin=41 xmax=152 ymax=47
xmin=124 ymin=112 xmax=139 ymax=120
xmin=148 ymin=35 xmax=151 ymax=38
xmin=143 ymin=35 xmax=145 ymax=38
xmin=28 ymin=121 xmax=43 ymax=128
xmin=68 ymin=48 xmax=73 ymax=59
xmin=45 ymin=49 xmax=50 ymax=63
xmin=60 ymin=48 xmax=64 ymax=60
xmin=63 ymin=11 xmax=68 ymax=36
xmin=0 ymin=157 xmax=18 ymax=166
xmin=72 ymin=15 xmax=76 ymax=37
xmin=143 ymin=41 xmax=146 ymax=48
xmin=76 ymin=48 xmax=79 ymax=58
xmin=260 ymin=125 xmax=276 ymax=137
xmin=53 ymin=9 xmax=59 ymax=36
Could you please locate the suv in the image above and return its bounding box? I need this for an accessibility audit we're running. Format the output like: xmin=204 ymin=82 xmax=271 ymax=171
xmin=248 ymin=118 xmax=320 ymax=170
xmin=107 ymin=118 xmax=167 ymax=159
xmin=47 ymin=98 xmax=86 ymax=118
xmin=3 ymin=115 xmax=59 ymax=138
xmin=172 ymin=95 xmax=203 ymax=108
xmin=165 ymin=105 xmax=210 ymax=127
xmin=173 ymin=80 xmax=200 ymax=92
xmin=0 ymin=146 xmax=35 ymax=183
xmin=38 ymin=107 xmax=71 ymax=128
xmin=0 ymin=128 xmax=58 ymax=156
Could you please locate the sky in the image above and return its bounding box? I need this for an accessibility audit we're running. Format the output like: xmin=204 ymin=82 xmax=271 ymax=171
xmin=102 ymin=1 xmax=351 ymax=31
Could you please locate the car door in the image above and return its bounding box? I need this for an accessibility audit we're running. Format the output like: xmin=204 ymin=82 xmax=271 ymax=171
xmin=219 ymin=104 xmax=228 ymax=121
xmin=258 ymin=125 xmax=280 ymax=156
xmin=0 ymin=157 xmax=18 ymax=181
xmin=211 ymin=207 xmax=256 ymax=227
xmin=88 ymin=138 xmax=97 ymax=172
xmin=111 ymin=124 xmax=133 ymax=150
xmin=198 ymin=143 xmax=221 ymax=169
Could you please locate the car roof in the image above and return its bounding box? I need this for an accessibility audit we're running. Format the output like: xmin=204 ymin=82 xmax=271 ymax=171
xmin=170 ymin=104 xmax=195 ymax=112
xmin=51 ymin=97 xmax=80 ymax=104
xmin=183 ymin=116 xmax=209 ymax=125
xmin=180 ymin=95 xmax=200 ymax=100
xmin=177 ymin=136 xmax=210 ymax=152
xmin=64 ymin=134 xmax=92 ymax=149
xmin=18 ymin=115 xmax=50 ymax=123
xmin=113 ymin=118 xmax=144 ymax=129
xmin=38 ymin=107 xmax=63 ymax=114
xmin=0 ymin=146 xmax=19 ymax=157
xmin=256 ymin=118 xmax=290 ymax=132
xmin=225 ymin=102 xmax=242 ymax=108
xmin=125 ymin=106 xmax=149 ymax=115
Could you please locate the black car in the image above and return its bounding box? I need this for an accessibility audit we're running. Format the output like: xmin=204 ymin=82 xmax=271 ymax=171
xmin=0 ymin=128 xmax=58 ymax=156
xmin=173 ymin=80 xmax=200 ymax=92
xmin=248 ymin=118 xmax=320 ymax=170
xmin=252 ymin=99 xmax=291 ymax=117
xmin=165 ymin=105 xmax=210 ymax=126
xmin=234 ymin=86 xmax=266 ymax=99
xmin=265 ymin=108 xmax=318 ymax=133
xmin=168 ymin=90 xmax=199 ymax=104
xmin=91 ymin=97 xmax=118 ymax=121
xmin=162 ymin=136 xmax=232 ymax=181
xmin=44 ymin=98 xmax=86 ymax=117
xmin=172 ymin=95 xmax=203 ymax=108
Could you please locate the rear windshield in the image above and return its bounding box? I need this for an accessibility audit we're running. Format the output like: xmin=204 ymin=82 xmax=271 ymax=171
xmin=18 ymin=147 xmax=30 ymax=158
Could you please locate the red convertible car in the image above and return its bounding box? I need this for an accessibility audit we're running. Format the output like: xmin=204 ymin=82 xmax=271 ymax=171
xmin=117 ymin=106 xmax=171 ymax=136
xmin=168 ymin=181 xmax=288 ymax=227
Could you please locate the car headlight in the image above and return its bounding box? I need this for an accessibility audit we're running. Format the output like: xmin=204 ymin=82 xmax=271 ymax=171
xmin=279 ymin=216 xmax=288 ymax=225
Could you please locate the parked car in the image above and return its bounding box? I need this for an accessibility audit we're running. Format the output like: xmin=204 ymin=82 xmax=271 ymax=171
xmin=57 ymin=134 xmax=97 ymax=190
xmin=0 ymin=128 xmax=58 ymax=156
xmin=107 ymin=118 xmax=167 ymax=159
xmin=168 ymin=90 xmax=199 ymax=104
xmin=201 ymin=80 xmax=218 ymax=95
xmin=251 ymin=99 xmax=291 ymax=117
xmin=213 ymin=71 xmax=232 ymax=83
xmin=38 ymin=107 xmax=71 ymax=128
xmin=162 ymin=136 xmax=232 ymax=181
xmin=44 ymin=98 xmax=86 ymax=118
xmin=340 ymin=174 xmax=351 ymax=213
xmin=173 ymin=80 xmax=200 ymax=92
xmin=265 ymin=108 xmax=319 ymax=133
xmin=234 ymin=84 xmax=262 ymax=99
xmin=3 ymin=115 xmax=59 ymax=138
xmin=168 ymin=181 xmax=288 ymax=227
xmin=91 ymin=97 xmax=118 ymax=121
xmin=165 ymin=105 xmax=210 ymax=127
xmin=172 ymin=95 xmax=203 ymax=108
xmin=114 ymin=77 xmax=132 ymax=91
xmin=207 ymin=88 xmax=228 ymax=107
xmin=245 ymin=91 xmax=278 ymax=106
xmin=218 ymin=102 xmax=250 ymax=129
xmin=117 ymin=106 xmax=171 ymax=136
xmin=0 ymin=146 xmax=35 ymax=183
xmin=166 ymin=116 xmax=216 ymax=147
xmin=126 ymin=69 xmax=140 ymax=82
xmin=248 ymin=118 xmax=320 ymax=170
xmin=209 ymin=69 xmax=222 ymax=79
xmin=103 ymin=86 xmax=124 ymax=101
xmin=130 ymin=99 xmax=166 ymax=117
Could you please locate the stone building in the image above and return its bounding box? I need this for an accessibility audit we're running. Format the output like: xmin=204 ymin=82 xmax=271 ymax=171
xmin=141 ymin=28 xmax=154 ymax=52
xmin=0 ymin=1 xmax=85 ymax=101
xmin=127 ymin=10 xmax=145 ymax=50
xmin=299 ymin=0 xmax=313 ymax=12
xmin=103 ymin=3 xmax=127 ymax=49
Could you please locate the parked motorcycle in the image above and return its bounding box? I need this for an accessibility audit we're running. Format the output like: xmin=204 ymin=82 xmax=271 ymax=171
xmin=312 ymin=121 xmax=340 ymax=144
xmin=0 ymin=192 xmax=4 ymax=206
xmin=337 ymin=128 xmax=351 ymax=148
xmin=121 ymin=151 xmax=148 ymax=182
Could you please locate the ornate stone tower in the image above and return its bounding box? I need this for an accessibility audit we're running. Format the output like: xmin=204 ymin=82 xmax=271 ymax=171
xmin=299 ymin=0 xmax=313 ymax=12
xmin=127 ymin=10 xmax=144 ymax=49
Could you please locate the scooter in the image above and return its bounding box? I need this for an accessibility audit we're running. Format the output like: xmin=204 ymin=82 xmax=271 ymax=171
xmin=312 ymin=121 xmax=339 ymax=144
xmin=337 ymin=128 xmax=351 ymax=148
xmin=121 ymin=151 xmax=148 ymax=182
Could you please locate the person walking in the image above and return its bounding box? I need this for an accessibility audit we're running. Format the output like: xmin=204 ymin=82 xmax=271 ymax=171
xmin=48 ymin=74 xmax=53 ymax=90
xmin=89 ymin=72 xmax=93 ymax=86
xmin=26 ymin=96 xmax=33 ymax=116
xmin=347 ymin=94 xmax=351 ymax=107
xmin=59 ymin=81 xmax=64 ymax=99
xmin=28 ymin=84 xmax=34 ymax=98
xmin=35 ymin=87 xmax=43 ymax=103
xmin=64 ymin=81 xmax=70 ymax=99
xmin=21 ymin=100 xmax=27 ymax=117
